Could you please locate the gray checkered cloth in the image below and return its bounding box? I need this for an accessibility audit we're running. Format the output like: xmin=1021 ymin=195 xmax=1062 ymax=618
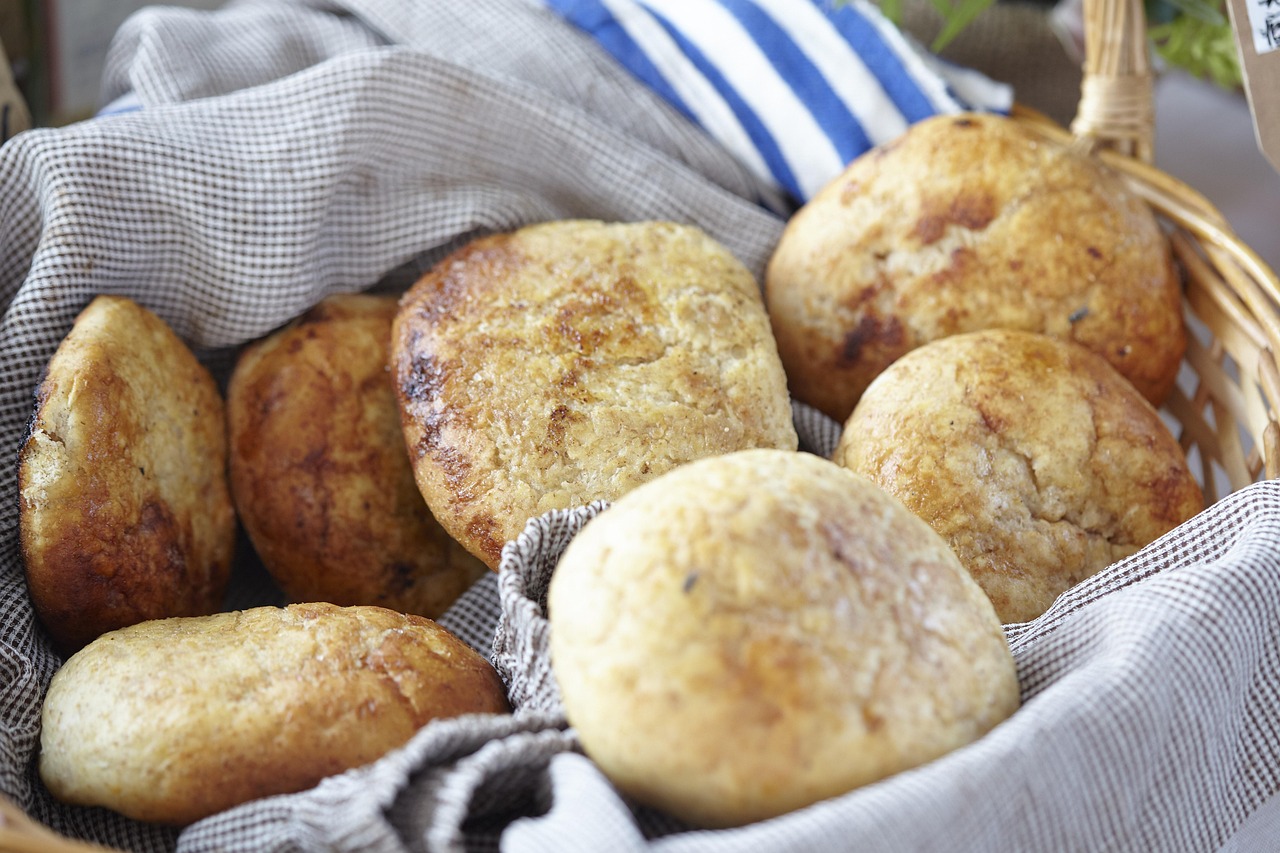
xmin=2 ymin=1 xmax=1279 ymax=851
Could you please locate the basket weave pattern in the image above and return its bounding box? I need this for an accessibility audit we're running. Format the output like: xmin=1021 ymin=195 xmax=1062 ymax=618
xmin=4 ymin=0 xmax=1280 ymax=849
xmin=1052 ymin=0 xmax=1280 ymax=499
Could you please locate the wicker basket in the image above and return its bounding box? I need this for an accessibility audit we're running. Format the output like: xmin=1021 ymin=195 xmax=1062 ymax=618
xmin=4 ymin=0 xmax=1280 ymax=848
xmin=1047 ymin=0 xmax=1280 ymax=498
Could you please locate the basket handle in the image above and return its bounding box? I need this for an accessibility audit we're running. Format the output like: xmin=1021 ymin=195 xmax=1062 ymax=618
xmin=1069 ymin=0 xmax=1155 ymax=162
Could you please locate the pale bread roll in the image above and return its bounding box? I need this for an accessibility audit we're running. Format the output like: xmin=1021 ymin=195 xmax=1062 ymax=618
xmin=18 ymin=295 xmax=235 ymax=654
xmin=39 ymin=603 xmax=510 ymax=825
xmin=393 ymin=220 xmax=798 ymax=568
xmin=766 ymin=112 xmax=1185 ymax=422
xmin=549 ymin=448 xmax=1019 ymax=828
xmin=227 ymin=294 xmax=486 ymax=617
xmin=834 ymin=329 xmax=1204 ymax=623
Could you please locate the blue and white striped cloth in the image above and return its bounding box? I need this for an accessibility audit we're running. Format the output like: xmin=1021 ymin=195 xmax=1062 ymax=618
xmin=538 ymin=0 xmax=1012 ymax=204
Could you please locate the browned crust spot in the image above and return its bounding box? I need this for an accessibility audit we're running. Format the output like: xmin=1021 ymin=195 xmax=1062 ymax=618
xmin=913 ymin=192 xmax=997 ymax=246
xmin=837 ymin=315 xmax=904 ymax=368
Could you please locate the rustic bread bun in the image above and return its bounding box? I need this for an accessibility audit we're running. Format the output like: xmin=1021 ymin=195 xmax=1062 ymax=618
xmin=549 ymin=448 xmax=1019 ymax=828
xmin=227 ymin=294 xmax=486 ymax=616
xmin=834 ymin=329 xmax=1204 ymax=623
xmin=765 ymin=112 xmax=1185 ymax=422
xmin=18 ymin=295 xmax=235 ymax=654
xmin=393 ymin=220 xmax=798 ymax=568
xmin=39 ymin=603 xmax=509 ymax=825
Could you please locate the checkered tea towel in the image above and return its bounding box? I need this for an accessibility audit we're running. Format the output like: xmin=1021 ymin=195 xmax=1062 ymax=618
xmin=181 ymin=473 xmax=1280 ymax=853
xmin=2 ymin=1 xmax=1278 ymax=852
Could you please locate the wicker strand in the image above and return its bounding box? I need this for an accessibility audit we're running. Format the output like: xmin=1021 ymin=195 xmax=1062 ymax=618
xmin=1072 ymin=75 xmax=1154 ymax=158
xmin=0 ymin=797 xmax=115 ymax=853
xmin=1069 ymin=0 xmax=1155 ymax=160
xmin=1267 ymin=422 xmax=1280 ymax=479
xmin=1017 ymin=106 xmax=1280 ymax=484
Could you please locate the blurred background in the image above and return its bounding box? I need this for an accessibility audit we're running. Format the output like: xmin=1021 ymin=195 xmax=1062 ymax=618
xmin=0 ymin=0 xmax=1277 ymax=272
xmin=1 ymin=0 xmax=219 ymax=126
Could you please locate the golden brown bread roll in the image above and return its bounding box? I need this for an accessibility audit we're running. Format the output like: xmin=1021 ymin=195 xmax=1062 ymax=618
xmin=227 ymin=293 xmax=487 ymax=617
xmin=549 ymin=448 xmax=1020 ymax=828
xmin=39 ymin=603 xmax=510 ymax=825
xmin=765 ymin=112 xmax=1186 ymax=422
xmin=18 ymin=295 xmax=235 ymax=654
xmin=834 ymin=329 xmax=1204 ymax=623
xmin=393 ymin=219 xmax=798 ymax=568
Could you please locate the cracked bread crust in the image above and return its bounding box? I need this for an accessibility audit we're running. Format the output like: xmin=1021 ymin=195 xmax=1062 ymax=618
xmin=765 ymin=112 xmax=1186 ymax=422
xmin=393 ymin=220 xmax=798 ymax=568
xmin=549 ymin=448 xmax=1019 ymax=828
xmin=227 ymin=294 xmax=486 ymax=617
xmin=833 ymin=329 xmax=1204 ymax=624
xmin=18 ymin=295 xmax=235 ymax=654
xmin=38 ymin=603 xmax=510 ymax=825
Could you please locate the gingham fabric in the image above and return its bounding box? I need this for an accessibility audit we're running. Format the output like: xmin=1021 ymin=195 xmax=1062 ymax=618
xmin=1 ymin=1 xmax=1278 ymax=851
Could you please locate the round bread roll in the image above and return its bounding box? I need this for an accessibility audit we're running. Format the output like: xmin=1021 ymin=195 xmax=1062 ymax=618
xmin=39 ymin=603 xmax=510 ymax=825
xmin=549 ymin=448 xmax=1019 ymax=828
xmin=393 ymin=219 xmax=798 ymax=568
xmin=227 ymin=294 xmax=486 ymax=617
xmin=18 ymin=295 xmax=235 ymax=654
xmin=765 ymin=112 xmax=1186 ymax=422
xmin=834 ymin=329 xmax=1204 ymax=624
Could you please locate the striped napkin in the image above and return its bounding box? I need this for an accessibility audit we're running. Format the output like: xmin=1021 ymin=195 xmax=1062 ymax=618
xmin=537 ymin=0 xmax=1012 ymax=204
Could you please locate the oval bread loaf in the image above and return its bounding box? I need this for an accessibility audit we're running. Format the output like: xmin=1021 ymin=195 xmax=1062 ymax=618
xmin=39 ymin=603 xmax=510 ymax=825
xmin=549 ymin=448 xmax=1020 ymax=828
xmin=834 ymin=329 xmax=1204 ymax=623
xmin=393 ymin=219 xmax=798 ymax=568
xmin=765 ymin=112 xmax=1186 ymax=422
xmin=227 ymin=293 xmax=486 ymax=616
xmin=18 ymin=295 xmax=235 ymax=654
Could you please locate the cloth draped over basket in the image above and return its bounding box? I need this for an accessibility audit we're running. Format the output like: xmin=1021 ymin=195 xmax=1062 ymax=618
xmin=1 ymin=0 xmax=1279 ymax=851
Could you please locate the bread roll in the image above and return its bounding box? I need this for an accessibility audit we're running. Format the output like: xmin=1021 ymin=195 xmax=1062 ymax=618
xmin=834 ymin=329 xmax=1204 ymax=623
xmin=227 ymin=293 xmax=486 ymax=617
xmin=765 ymin=112 xmax=1185 ymax=422
xmin=39 ymin=603 xmax=510 ymax=825
xmin=18 ymin=295 xmax=235 ymax=654
xmin=393 ymin=220 xmax=798 ymax=568
xmin=549 ymin=448 xmax=1019 ymax=828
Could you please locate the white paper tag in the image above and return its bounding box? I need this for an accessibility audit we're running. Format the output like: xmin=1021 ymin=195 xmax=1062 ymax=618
xmin=1228 ymin=0 xmax=1280 ymax=171
xmin=1241 ymin=0 xmax=1280 ymax=54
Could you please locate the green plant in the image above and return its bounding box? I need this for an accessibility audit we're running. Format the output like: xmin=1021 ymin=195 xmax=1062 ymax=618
xmin=878 ymin=0 xmax=1000 ymax=52
xmin=862 ymin=0 xmax=1242 ymax=88
xmin=1146 ymin=0 xmax=1241 ymax=88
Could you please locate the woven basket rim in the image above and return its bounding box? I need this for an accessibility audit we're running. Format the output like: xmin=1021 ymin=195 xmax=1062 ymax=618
xmin=1015 ymin=101 xmax=1280 ymax=489
xmin=1019 ymin=0 xmax=1280 ymax=487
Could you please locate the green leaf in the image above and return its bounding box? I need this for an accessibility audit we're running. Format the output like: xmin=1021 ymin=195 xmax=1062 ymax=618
xmin=930 ymin=0 xmax=997 ymax=51
xmin=924 ymin=0 xmax=953 ymax=18
xmin=1158 ymin=0 xmax=1227 ymax=25
xmin=852 ymin=0 xmax=1241 ymax=91
xmin=1149 ymin=12 xmax=1242 ymax=88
